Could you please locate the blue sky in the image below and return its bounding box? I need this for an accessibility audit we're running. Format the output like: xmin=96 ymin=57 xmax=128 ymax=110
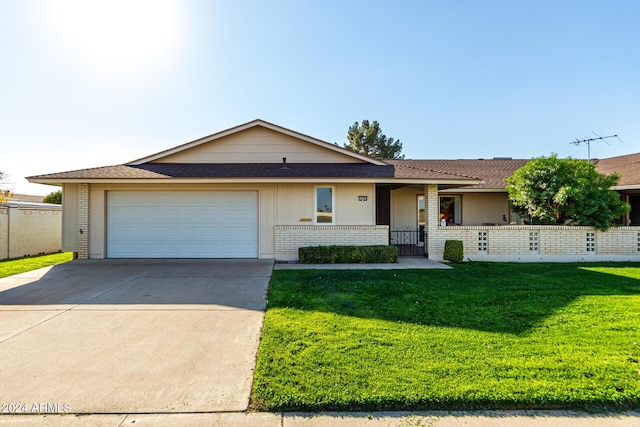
xmin=2 ymin=0 xmax=639 ymax=195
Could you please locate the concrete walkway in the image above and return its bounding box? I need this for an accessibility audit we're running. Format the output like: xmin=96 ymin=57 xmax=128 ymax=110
xmin=275 ymin=256 xmax=452 ymax=270
xmin=1 ymin=410 xmax=638 ymax=426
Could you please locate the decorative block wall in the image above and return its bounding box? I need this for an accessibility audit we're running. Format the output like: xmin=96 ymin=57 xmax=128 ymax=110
xmin=275 ymin=225 xmax=389 ymax=260
xmin=429 ymin=225 xmax=640 ymax=261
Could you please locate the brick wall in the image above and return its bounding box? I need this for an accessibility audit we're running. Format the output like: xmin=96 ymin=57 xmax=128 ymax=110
xmin=430 ymin=225 xmax=640 ymax=261
xmin=77 ymin=183 xmax=89 ymax=259
xmin=275 ymin=225 xmax=389 ymax=260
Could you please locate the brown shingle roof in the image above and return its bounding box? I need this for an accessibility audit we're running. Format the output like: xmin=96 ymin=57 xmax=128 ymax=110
xmin=388 ymin=159 xmax=528 ymax=189
xmin=135 ymin=163 xmax=397 ymax=178
xmin=27 ymin=163 xmax=478 ymax=181
xmin=27 ymin=153 xmax=640 ymax=189
xmin=28 ymin=165 xmax=169 ymax=180
xmin=594 ymin=152 xmax=640 ymax=188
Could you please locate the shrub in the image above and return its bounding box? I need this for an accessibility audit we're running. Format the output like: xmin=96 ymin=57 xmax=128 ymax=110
xmin=43 ymin=190 xmax=62 ymax=204
xmin=298 ymin=245 xmax=398 ymax=264
xmin=443 ymin=240 xmax=463 ymax=263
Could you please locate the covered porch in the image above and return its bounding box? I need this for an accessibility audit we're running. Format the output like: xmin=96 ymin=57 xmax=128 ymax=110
xmin=375 ymin=183 xmax=447 ymax=258
xmin=377 ymin=183 xmax=640 ymax=262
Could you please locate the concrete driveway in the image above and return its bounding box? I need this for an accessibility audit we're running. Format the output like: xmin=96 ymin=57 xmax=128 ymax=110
xmin=0 ymin=259 xmax=273 ymax=414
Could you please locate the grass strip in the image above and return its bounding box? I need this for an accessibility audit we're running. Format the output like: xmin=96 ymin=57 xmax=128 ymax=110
xmin=0 ymin=252 xmax=74 ymax=278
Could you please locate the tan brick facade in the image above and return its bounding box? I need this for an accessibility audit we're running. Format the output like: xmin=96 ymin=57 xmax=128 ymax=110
xmin=77 ymin=183 xmax=90 ymax=259
xmin=429 ymin=225 xmax=640 ymax=261
xmin=275 ymin=225 xmax=389 ymax=260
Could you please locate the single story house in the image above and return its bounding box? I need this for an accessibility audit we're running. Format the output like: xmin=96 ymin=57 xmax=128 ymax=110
xmin=28 ymin=119 xmax=640 ymax=262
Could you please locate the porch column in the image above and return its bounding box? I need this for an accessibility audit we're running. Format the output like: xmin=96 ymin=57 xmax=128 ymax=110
xmin=424 ymin=184 xmax=439 ymax=257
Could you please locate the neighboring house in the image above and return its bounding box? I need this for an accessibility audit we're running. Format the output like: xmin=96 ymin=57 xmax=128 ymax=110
xmin=12 ymin=193 xmax=45 ymax=203
xmin=386 ymin=153 xmax=640 ymax=228
xmin=593 ymin=152 xmax=640 ymax=226
xmin=27 ymin=120 xmax=640 ymax=262
xmin=0 ymin=199 xmax=62 ymax=259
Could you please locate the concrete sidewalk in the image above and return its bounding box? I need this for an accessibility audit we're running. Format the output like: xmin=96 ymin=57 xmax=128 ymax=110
xmin=0 ymin=410 xmax=638 ymax=426
xmin=274 ymin=256 xmax=452 ymax=270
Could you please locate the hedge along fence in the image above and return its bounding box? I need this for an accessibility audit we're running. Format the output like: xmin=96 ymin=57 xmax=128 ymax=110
xmin=298 ymin=245 xmax=398 ymax=264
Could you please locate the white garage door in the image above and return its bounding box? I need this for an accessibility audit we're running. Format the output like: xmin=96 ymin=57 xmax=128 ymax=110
xmin=107 ymin=191 xmax=258 ymax=258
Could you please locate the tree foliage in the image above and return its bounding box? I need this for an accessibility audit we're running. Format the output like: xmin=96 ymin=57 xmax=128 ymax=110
xmin=43 ymin=190 xmax=62 ymax=204
xmin=344 ymin=120 xmax=404 ymax=159
xmin=0 ymin=171 xmax=11 ymax=204
xmin=506 ymin=154 xmax=629 ymax=231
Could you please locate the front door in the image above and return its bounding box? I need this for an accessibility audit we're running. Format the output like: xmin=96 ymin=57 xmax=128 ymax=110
xmin=376 ymin=185 xmax=391 ymax=226
xmin=630 ymin=195 xmax=640 ymax=225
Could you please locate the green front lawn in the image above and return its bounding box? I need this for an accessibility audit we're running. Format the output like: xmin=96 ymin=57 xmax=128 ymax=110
xmin=251 ymin=263 xmax=640 ymax=411
xmin=0 ymin=252 xmax=73 ymax=278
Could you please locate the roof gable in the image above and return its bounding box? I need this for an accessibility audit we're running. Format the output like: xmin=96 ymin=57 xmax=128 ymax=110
xmin=129 ymin=119 xmax=386 ymax=166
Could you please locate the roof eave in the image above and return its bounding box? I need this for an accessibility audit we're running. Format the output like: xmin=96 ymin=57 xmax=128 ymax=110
xmin=28 ymin=177 xmax=482 ymax=186
xmin=612 ymin=184 xmax=640 ymax=191
xmin=440 ymin=187 xmax=508 ymax=193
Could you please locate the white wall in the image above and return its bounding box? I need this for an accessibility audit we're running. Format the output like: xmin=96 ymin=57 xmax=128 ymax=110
xmin=0 ymin=206 xmax=62 ymax=259
xmin=391 ymin=187 xmax=422 ymax=230
xmin=461 ymin=193 xmax=510 ymax=226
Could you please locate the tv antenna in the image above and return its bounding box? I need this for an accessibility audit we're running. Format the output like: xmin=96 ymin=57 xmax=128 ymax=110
xmin=570 ymin=132 xmax=623 ymax=161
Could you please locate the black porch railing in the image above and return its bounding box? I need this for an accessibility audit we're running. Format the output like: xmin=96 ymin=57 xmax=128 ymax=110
xmin=389 ymin=227 xmax=427 ymax=257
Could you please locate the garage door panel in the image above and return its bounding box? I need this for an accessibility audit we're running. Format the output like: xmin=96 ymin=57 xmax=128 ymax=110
xmin=107 ymin=191 xmax=258 ymax=258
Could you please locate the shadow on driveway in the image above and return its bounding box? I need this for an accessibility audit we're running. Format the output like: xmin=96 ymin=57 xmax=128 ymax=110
xmin=0 ymin=259 xmax=274 ymax=413
xmin=0 ymin=258 xmax=273 ymax=310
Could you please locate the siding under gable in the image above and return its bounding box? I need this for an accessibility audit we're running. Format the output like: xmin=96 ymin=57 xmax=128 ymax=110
xmin=152 ymin=126 xmax=363 ymax=164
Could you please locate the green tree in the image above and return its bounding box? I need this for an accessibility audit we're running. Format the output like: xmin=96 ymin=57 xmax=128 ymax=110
xmin=506 ymin=154 xmax=629 ymax=231
xmin=344 ymin=120 xmax=404 ymax=159
xmin=43 ymin=190 xmax=62 ymax=204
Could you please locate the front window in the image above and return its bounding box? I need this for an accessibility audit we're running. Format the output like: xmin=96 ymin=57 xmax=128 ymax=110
xmin=509 ymin=202 xmax=538 ymax=225
xmin=439 ymin=195 xmax=461 ymax=225
xmin=315 ymin=187 xmax=334 ymax=224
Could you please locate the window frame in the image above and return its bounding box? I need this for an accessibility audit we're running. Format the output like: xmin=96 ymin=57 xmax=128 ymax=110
xmin=439 ymin=194 xmax=462 ymax=225
xmin=314 ymin=186 xmax=335 ymax=225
